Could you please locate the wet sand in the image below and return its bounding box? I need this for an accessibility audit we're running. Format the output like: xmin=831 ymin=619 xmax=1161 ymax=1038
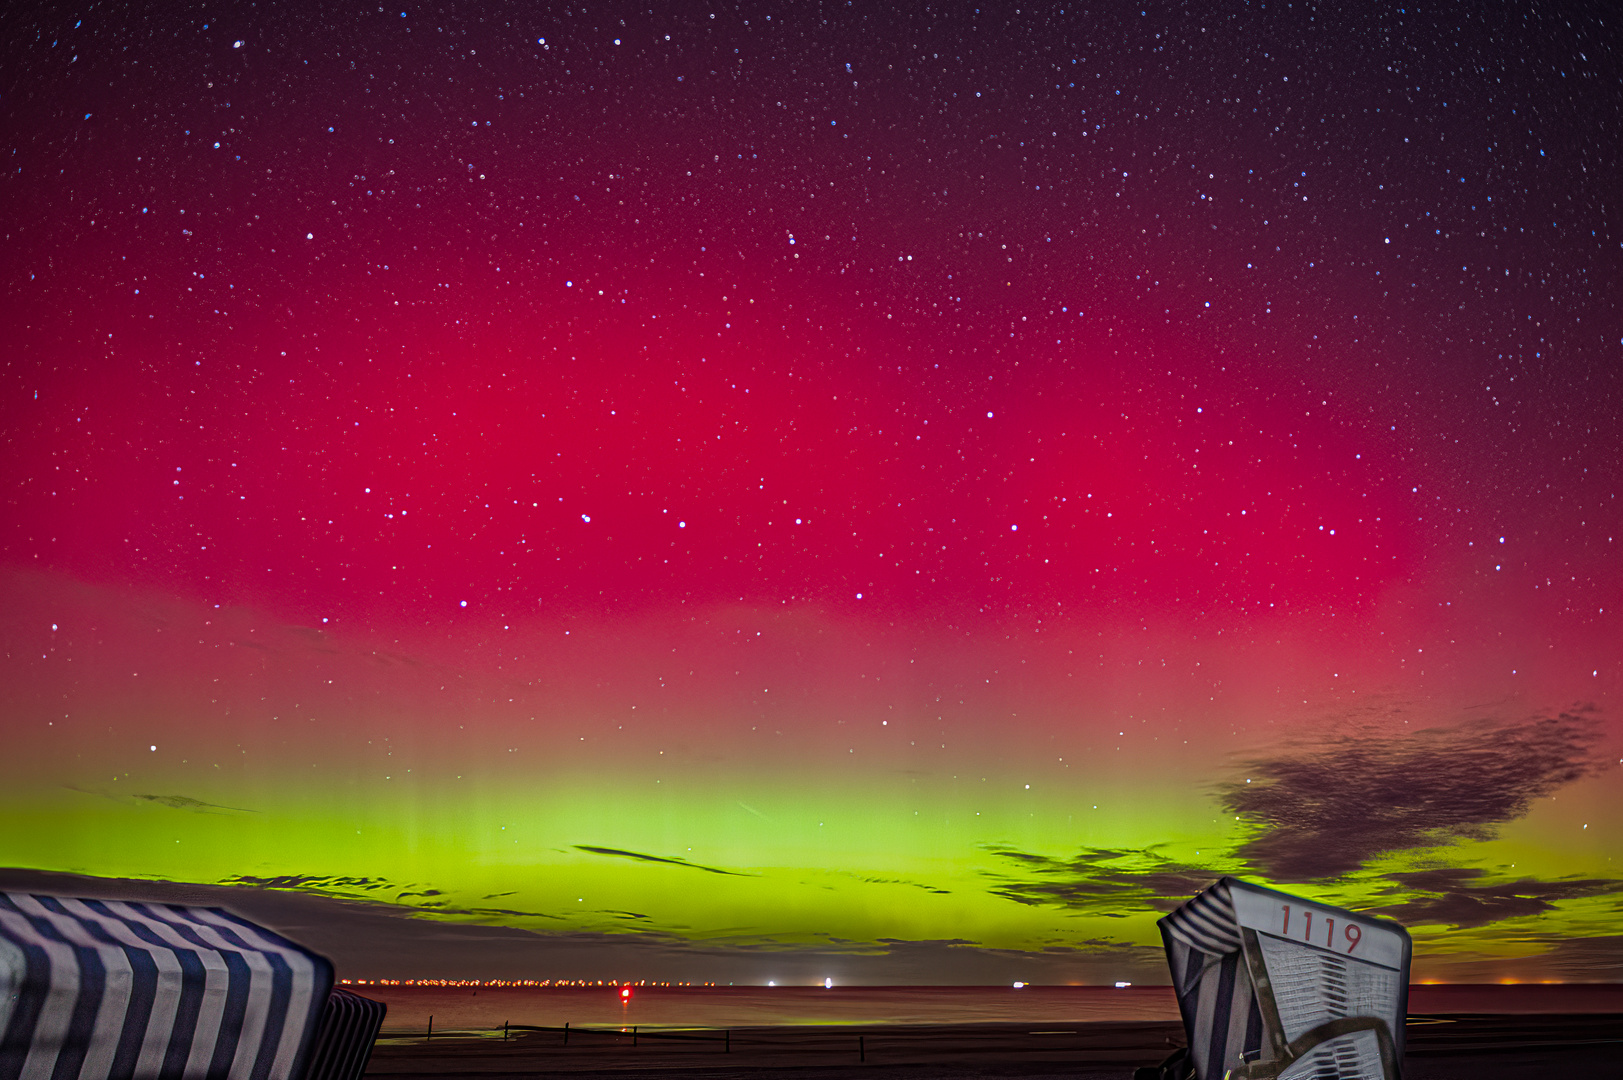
xmin=364 ymin=1012 xmax=1621 ymax=1078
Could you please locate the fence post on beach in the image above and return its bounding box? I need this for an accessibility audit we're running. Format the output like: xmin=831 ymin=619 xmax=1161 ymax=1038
xmin=503 ymin=1021 xmax=508 ymax=1041
xmin=564 ymin=1022 xmax=569 ymax=1046
xmin=725 ymin=1029 xmax=730 ymax=1054
xmin=633 ymin=1026 xmax=638 ymax=1046
xmin=426 ymin=1016 xmax=432 ymax=1040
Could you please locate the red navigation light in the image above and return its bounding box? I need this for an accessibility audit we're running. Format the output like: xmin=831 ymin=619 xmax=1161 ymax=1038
xmin=619 ymin=986 xmax=632 ymax=999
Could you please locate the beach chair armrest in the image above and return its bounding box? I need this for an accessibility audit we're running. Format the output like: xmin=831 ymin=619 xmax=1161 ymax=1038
xmin=1225 ymin=1016 xmax=1401 ymax=1080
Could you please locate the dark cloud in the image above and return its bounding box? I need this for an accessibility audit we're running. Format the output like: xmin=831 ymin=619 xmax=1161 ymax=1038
xmin=1511 ymin=934 xmax=1623 ymax=982
xmin=222 ymin=873 xmax=414 ymax=898
xmin=0 ymin=868 xmax=1167 ymax=984
xmin=851 ymin=874 xmax=952 ymax=895
xmin=572 ymin=845 xmax=747 ymax=876
xmin=67 ymin=787 xmax=256 ymax=814
xmin=1218 ymin=710 xmax=1604 ymax=881
xmin=219 ymin=873 xmax=562 ymax=920
xmin=416 ymin=903 xmax=565 ymax=920
xmin=1406 ymin=932 xmax=1623 ymax=984
xmin=130 ymin=794 xmax=257 ymax=813
xmin=981 ymin=846 xmax=1219 ymax=915
xmin=1370 ymin=868 xmax=1623 ymax=929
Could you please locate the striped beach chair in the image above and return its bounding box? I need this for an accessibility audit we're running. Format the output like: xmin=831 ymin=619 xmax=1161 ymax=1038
xmin=1144 ymin=878 xmax=1411 ymax=1080
xmin=299 ymin=989 xmax=385 ymax=1080
xmin=0 ymin=893 xmax=383 ymax=1080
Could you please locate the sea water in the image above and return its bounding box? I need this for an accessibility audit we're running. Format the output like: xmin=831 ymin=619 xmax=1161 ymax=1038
xmin=363 ymin=984 xmax=1182 ymax=1032
xmin=358 ymin=982 xmax=1623 ymax=1034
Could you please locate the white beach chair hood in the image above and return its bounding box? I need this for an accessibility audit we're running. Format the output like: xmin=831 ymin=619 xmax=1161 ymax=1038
xmin=1157 ymin=878 xmax=1411 ymax=1080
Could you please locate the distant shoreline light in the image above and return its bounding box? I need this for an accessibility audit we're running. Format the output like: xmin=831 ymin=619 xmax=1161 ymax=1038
xmin=337 ymin=978 xmax=713 ymax=988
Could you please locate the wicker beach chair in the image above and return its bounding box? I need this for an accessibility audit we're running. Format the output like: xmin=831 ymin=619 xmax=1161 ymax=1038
xmin=0 ymin=892 xmax=384 ymax=1080
xmin=1137 ymin=878 xmax=1411 ymax=1080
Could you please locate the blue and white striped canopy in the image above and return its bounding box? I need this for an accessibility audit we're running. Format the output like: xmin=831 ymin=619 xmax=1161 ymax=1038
xmin=0 ymin=893 xmax=333 ymax=1080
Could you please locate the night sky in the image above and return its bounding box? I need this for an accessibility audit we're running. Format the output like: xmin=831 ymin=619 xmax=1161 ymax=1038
xmin=3 ymin=1 xmax=1621 ymax=984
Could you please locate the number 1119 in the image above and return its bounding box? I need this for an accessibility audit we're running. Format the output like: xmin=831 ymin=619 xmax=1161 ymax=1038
xmin=1281 ymin=905 xmax=1362 ymax=953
